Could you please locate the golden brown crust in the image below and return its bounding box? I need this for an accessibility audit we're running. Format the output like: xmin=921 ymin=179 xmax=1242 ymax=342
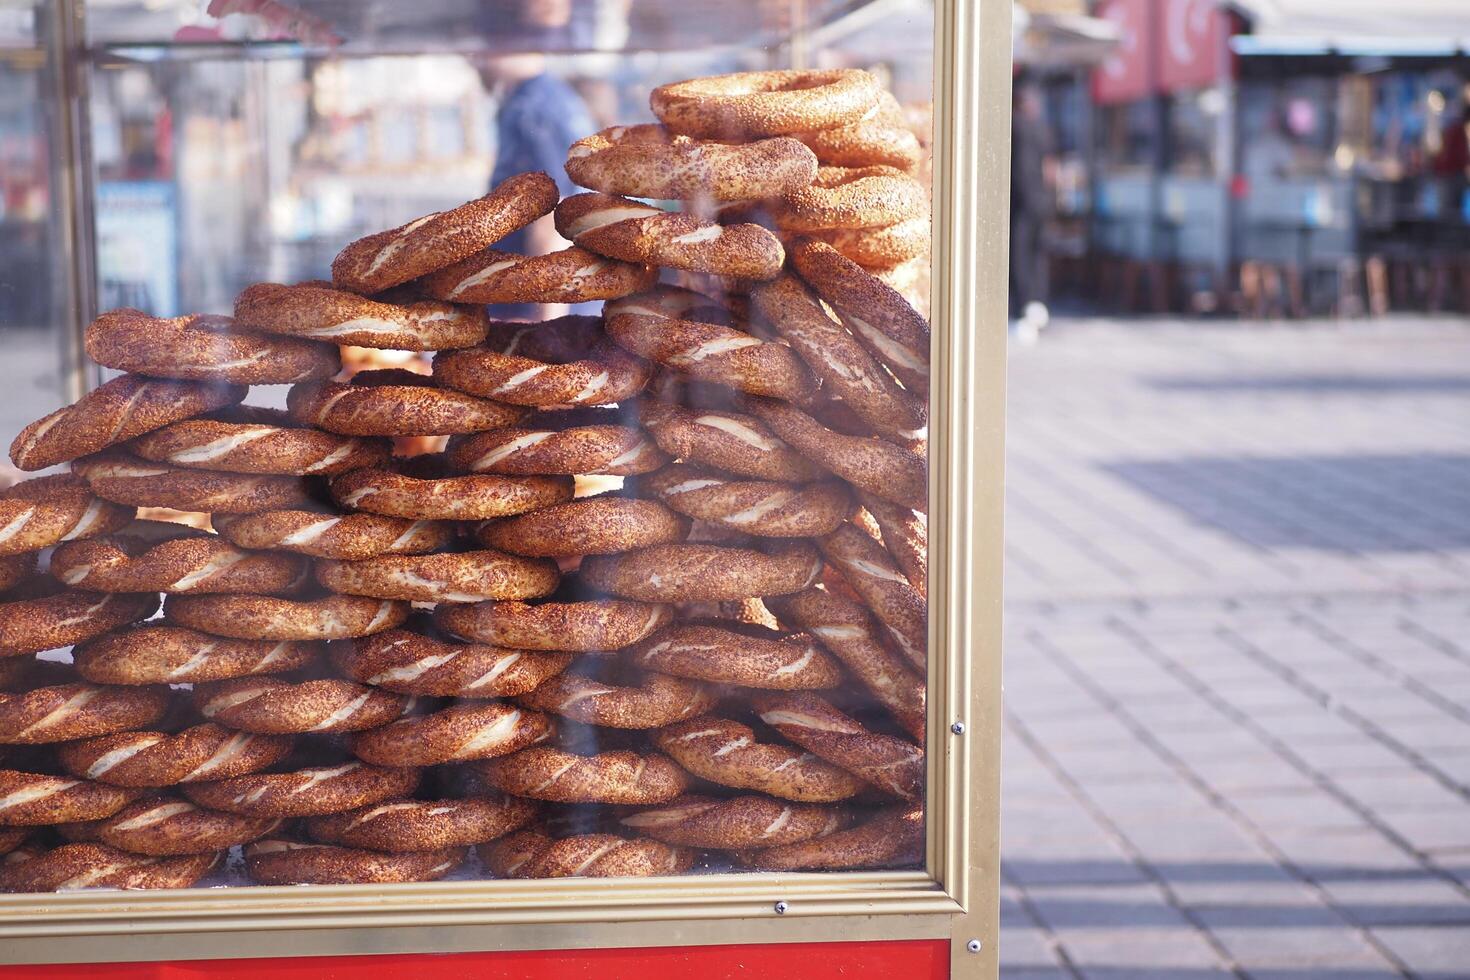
xmin=131 ymin=414 xmax=390 ymax=476
xmin=234 ymin=282 xmax=488 ymax=351
xmin=622 ymin=794 xmax=847 ymax=849
xmin=447 ymin=421 xmax=667 ymax=477
xmin=316 ymin=549 xmax=560 ymax=604
xmin=350 ymin=702 xmax=553 ymax=767
xmin=287 ymin=370 xmax=526 ymax=436
xmin=654 ymin=716 xmax=861 ymax=803
xmin=182 ymin=762 xmax=419 ymax=817
xmin=819 ymin=522 xmax=926 ymax=670
xmin=0 ymin=682 xmax=168 ymax=745
xmin=0 ymin=770 xmax=139 ymax=826
xmin=638 ymin=402 xmax=824 ymax=482
xmin=0 ymin=842 xmax=218 ymax=891
xmin=481 ymin=829 xmax=693 ymax=878
xmin=857 ymin=492 xmax=926 ymax=597
xmin=57 ymin=724 xmax=293 ymax=787
xmin=85 ymin=310 xmax=340 ymax=385
xmin=331 ymin=171 xmax=560 ymax=293
xmin=736 ymin=802 xmax=922 ymax=870
xmin=435 ymin=598 xmax=670 ymax=653
xmin=0 ymin=553 xmax=33 ymax=594
xmin=0 ymin=589 xmax=159 ymax=658
xmin=515 ymin=670 xmax=714 ymax=730
xmin=807 ymin=217 xmax=929 ymax=268
xmin=337 ymin=629 xmax=572 ymax=698
xmin=565 ymin=124 xmax=816 ymax=201
xmin=651 ymin=70 xmax=882 ymax=139
xmin=10 ymin=374 xmax=245 ymax=472
xmin=213 ymin=509 xmax=453 ymax=560
xmin=580 ymin=541 xmax=822 ymax=603
xmin=244 ymin=839 xmax=464 ymax=884
xmin=73 ymin=626 xmax=321 ymax=686
xmin=307 ymin=796 xmax=537 ymax=851
xmin=49 ymin=521 xmax=308 ymax=594
xmin=61 ymin=797 xmax=280 ymax=855
xmin=475 ymin=497 xmax=686 ymax=558
xmin=775 ymin=165 xmax=928 ymax=233
xmin=418 ymin=245 xmax=655 ymax=305
xmin=164 ymin=593 xmax=409 ymax=641
xmin=330 ymin=466 xmax=573 ymax=521
xmin=792 ymin=93 xmax=922 ymax=170
xmin=628 ymin=622 xmax=843 ymax=690
xmin=73 ymin=451 xmax=315 ymax=514
xmin=0 ymin=828 xmax=28 ymax=856
xmin=0 ymin=474 xmax=134 ymax=557
xmin=641 ymin=464 xmax=852 ymax=538
xmin=193 ymin=677 xmax=409 ymax=735
xmin=476 ymin=747 xmax=688 ymax=804
xmin=752 ymin=692 xmax=923 ymax=800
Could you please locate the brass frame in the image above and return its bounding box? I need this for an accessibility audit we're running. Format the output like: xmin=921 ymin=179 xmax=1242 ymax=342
xmin=2 ymin=0 xmax=1010 ymax=974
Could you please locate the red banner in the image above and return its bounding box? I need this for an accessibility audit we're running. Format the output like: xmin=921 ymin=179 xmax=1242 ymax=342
xmin=1159 ymin=0 xmax=1231 ymax=92
xmin=1093 ymin=0 xmax=1155 ymax=104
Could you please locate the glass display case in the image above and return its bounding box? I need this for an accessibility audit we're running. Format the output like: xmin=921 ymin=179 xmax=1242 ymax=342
xmin=0 ymin=0 xmax=1008 ymax=976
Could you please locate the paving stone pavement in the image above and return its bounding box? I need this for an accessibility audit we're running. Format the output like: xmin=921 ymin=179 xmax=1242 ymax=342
xmin=1000 ymin=317 xmax=1470 ymax=980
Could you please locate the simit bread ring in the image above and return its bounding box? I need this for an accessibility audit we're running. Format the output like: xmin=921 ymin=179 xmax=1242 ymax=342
xmin=0 ymin=829 xmax=27 ymax=856
xmin=641 ymin=463 xmax=852 ymax=538
xmin=73 ymin=626 xmax=320 ymax=686
xmin=653 ymin=717 xmax=860 ymax=802
xmin=605 ymin=288 xmax=815 ymax=402
xmin=0 ymin=589 xmax=159 ymax=658
xmin=753 ymin=692 xmax=924 ymax=800
xmin=0 ymin=553 xmax=33 ymax=593
xmin=60 ymin=797 xmax=279 ymax=856
xmin=0 ymin=771 xmax=137 ymax=825
xmin=628 ymin=622 xmax=843 ymax=690
xmin=579 ymin=541 xmax=822 ymax=603
xmin=766 ymin=589 xmax=925 ymax=741
xmin=73 ymin=451 xmax=315 ymax=514
xmin=57 ymin=723 xmax=292 ymax=787
xmin=183 ymin=761 xmax=419 ymax=817
xmin=350 ymin=702 xmax=552 ymax=767
xmin=737 ymin=802 xmax=922 ymax=870
xmin=0 ymin=842 xmax=218 ymax=892
xmin=49 ymin=521 xmax=308 ymax=595
xmin=288 ymin=369 xmax=526 ymax=437
xmin=330 ymin=465 xmax=572 ymax=521
xmin=0 ymin=474 xmax=133 ymax=557
xmin=436 ymin=596 xmax=670 ymax=652
xmin=86 ymin=309 xmax=340 ymax=385
xmin=213 ymin=508 xmax=453 ymax=560
xmin=555 ymin=192 xmax=785 ymax=280
xmin=308 ymin=795 xmax=536 ymax=851
xmin=819 ymin=522 xmax=926 ymax=670
xmin=747 ymin=398 xmax=926 ymax=511
xmin=474 ymin=496 xmax=686 ymax=557
xmin=622 ymin=794 xmax=846 ymax=849
xmin=638 ymin=402 xmax=823 ymax=482
xmin=651 ymin=69 xmax=881 ymax=140
xmin=316 ymin=549 xmax=559 ymax=604
xmin=807 ymin=217 xmax=930 ymax=268
xmin=750 ymin=273 xmax=925 ymax=440
xmin=418 ymin=244 xmax=654 ymax=305
xmin=0 ymin=682 xmax=168 ymax=745
xmin=234 ymin=281 xmax=488 ymax=351
xmin=165 ymin=593 xmax=409 ymax=640
xmin=433 ymin=316 xmax=652 ymax=408
xmin=193 ymin=677 xmax=409 ymax=735
xmin=775 ymin=165 xmax=928 ymax=233
xmin=565 ymin=124 xmax=816 ymax=201
xmin=130 ymin=409 xmax=390 ymax=476
xmin=790 ymin=239 xmax=929 ymax=395
xmin=331 ymin=171 xmax=559 ymax=293
xmin=11 ymin=374 xmax=244 ymax=472
xmin=481 ymin=828 xmax=693 ymax=879
xmin=475 ymin=747 xmax=687 ymax=805
xmin=338 ymin=627 xmax=572 ymax=698
xmin=858 ymin=491 xmax=926 ymax=596
xmin=244 ymin=839 xmax=463 ymax=885
xmin=515 ymin=668 xmax=714 ymax=729
xmin=792 ymin=92 xmax=922 ymax=171
xmin=446 ymin=408 xmax=667 ymax=477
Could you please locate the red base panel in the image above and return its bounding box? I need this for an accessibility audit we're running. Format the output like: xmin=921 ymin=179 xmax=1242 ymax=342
xmin=2 ymin=940 xmax=948 ymax=979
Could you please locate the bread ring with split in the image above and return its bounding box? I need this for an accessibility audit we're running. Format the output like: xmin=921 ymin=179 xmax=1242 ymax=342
xmin=193 ymin=677 xmax=410 ymax=735
xmin=0 ymin=474 xmax=134 ymax=557
xmin=288 ymin=369 xmax=526 ymax=437
xmin=765 ymin=589 xmax=925 ymax=741
xmin=628 ymin=622 xmax=842 ymax=690
xmin=638 ymin=402 xmax=824 ymax=482
xmin=775 ymin=166 xmax=928 ymax=233
xmin=605 ymin=288 xmax=815 ymax=402
xmin=747 ymin=398 xmax=926 ymax=512
xmin=234 ymin=281 xmax=487 ymax=351
xmin=475 ymin=747 xmax=688 ymax=804
xmin=857 ymin=491 xmax=926 ymax=597
xmin=652 ymin=69 xmax=882 ymax=140
xmin=446 ymin=408 xmax=667 ymax=477
xmin=555 ymin=192 xmax=785 ymax=280
xmin=73 ymin=626 xmax=320 ymax=686
xmin=0 ymin=589 xmax=159 ymax=658
xmin=245 ymin=838 xmax=463 ymax=885
xmin=49 ymin=521 xmax=308 ymax=595
xmin=752 ymin=692 xmax=923 ymax=800
xmin=418 ymin=244 xmax=654 ymax=306
xmin=641 ymin=464 xmax=851 ymax=538
xmin=580 ymin=541 xmax=822 ymax=603
xmin=622 ymin=794 xmax=847 ymax=849
xmin=165 ymin=593 xmax=409 ymax=641
xmin=481 ymin=829 xmax=693 ymax=879
xmin=819 ymin=522 xmax=926 ymax=670
xmin=86 ymin=310 xmax=340 ymax=385
xmin=73 ymin=451 xmax=315 ymax=514
xmin=350 ymin=702 xmax=552 ymax=767
xmin=565 ymin=124 xmax=816 ymax=202
xmin=653 ymin=717 xmax=860 ymax=802
xmin=130 ymin=410 xmax=390 ymax=476
xmin=183 ymin=761 xmax=419 ymax=817
xmin=792 ymin=92 xmax=922 ymax=171
xmin=436 ymin=597 xmax=670 ymax=653
xmin=11 ymin=374 xmax=245 ymax=472
xmin=337 ymin=627 xmax=572 ymax=698
xmin=515 ymin=668 xmax=714 ymax=729
xmin=330 ymin=465 xmax=572 ymax=522
xmin=60 ymin=797 xmax=279 ymax=856
xmin=0 ymin=771 xmax=139 ymax=826
xmin=213 ymin=508 xmax=453 ymax=561
xmin=331 ymin=171 xmax=559 ymax=293
xmin=807 ymin=217 xmax=929 ymax=268
xmin=0 ymin=682 xmax=168 ymax=745
xmin=57 ymin=723 xmax=292 ymax=787
xmin=433 ymin=316 xmax=652 ymax=408
xmin=0 ymin=842 xmax=219 ymax=892
xmin=475 ymin=497 xmax=686 ymax=558
xmin=737 ymin=802 xmax=922 ymax=870
xmin=307 ymin=795 xmax=536 ymax=852
xmin=316 ymin=548 xmax=559 ymax=604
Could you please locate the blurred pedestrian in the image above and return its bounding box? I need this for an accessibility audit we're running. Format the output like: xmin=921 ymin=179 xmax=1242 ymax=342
xmin=1010 ymin=80 xmax=1051 ymax=343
